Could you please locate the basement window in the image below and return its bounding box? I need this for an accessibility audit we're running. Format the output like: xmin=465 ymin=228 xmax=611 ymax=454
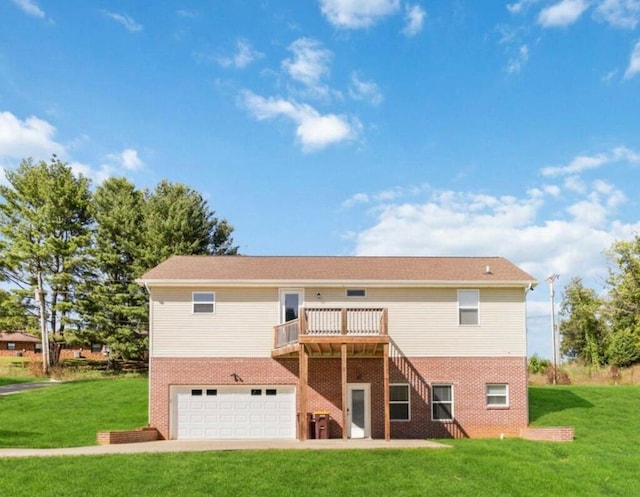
xmin=389 ymin=384 xmax=410 ymax=421
xmin=193 ymin=292 xmax=215 ymax=314
xmin=432 ymin=384 xmax=453 ymax=421
xmin=486 ymin=384 xmax=509 ymax=407
xmin=346 ymin=289 xmax=366 ymax=297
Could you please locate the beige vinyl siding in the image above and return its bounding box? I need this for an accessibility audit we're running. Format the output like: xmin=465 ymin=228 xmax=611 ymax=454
xmin=307 ymin=287 xmax=526 ymax=357
xmin=150 ymin=287 xmax=281 ymax=357
xmin=150 ymin=286 xmax=526 ymax=358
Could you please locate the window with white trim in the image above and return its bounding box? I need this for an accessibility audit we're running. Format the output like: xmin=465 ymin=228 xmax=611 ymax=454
xmin=458 ymin=289 xmax=479 ymax=325
xmin=432 ymin=384 xmax=453 ymax=421
xmin=389 ymin=384 xmax=410 ymax=421
xmin=193 ymin=292 xmax=215 ymax=313
xmin=7 ymin=342 xmax=16 ymax=350
xmin=486 ymin=384 xmax=509 ymax=407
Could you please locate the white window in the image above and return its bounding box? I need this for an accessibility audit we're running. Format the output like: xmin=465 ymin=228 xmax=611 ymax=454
xmin=389 ymin=384 xmax=410 ymax=421
xmin=486 ymin=384 xmax=509 ymax=407
xmin=193 ymin=292 xmax=215 ymax=313
xmin=458 ymin=289 xmax=479 ymax=325
xmin=432 ymin=384 xmax=453 ymax=421
xmin=346 ymin=289 xmax=366 ymax=297
xmin=7 ymin=342 xmax=16 ymax=350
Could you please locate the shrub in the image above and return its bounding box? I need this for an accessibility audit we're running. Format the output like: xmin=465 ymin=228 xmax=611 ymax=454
xmin=528 ymin=354 xmax=551 ymax=374
xmin=544 ymin=365 xmax=571 ymax=385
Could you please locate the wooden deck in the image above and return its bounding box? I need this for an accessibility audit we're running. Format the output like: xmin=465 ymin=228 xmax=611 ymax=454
xmin=272 ymin=308 xmax=391 ymax=442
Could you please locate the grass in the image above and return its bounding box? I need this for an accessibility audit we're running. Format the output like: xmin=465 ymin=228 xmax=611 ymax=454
xmin=0 ymin=384 xmax=638 ymax=496
xmin=0 ymin=376 xmax=147 ymax=448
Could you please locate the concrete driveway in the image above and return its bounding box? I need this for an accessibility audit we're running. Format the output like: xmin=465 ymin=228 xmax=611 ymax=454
xmin=0 ymin=438 xmax=450 ymax=458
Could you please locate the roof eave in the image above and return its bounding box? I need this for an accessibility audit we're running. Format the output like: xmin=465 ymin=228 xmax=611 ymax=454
xmin=137 ymin=278 xmax=538 ymax=288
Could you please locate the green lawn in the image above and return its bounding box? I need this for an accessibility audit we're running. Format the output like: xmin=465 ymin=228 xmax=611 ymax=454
xmin=0 ymin=376 xmax=147 ymax=448
xmin=0 ymin=384 xmax=638 ymax=497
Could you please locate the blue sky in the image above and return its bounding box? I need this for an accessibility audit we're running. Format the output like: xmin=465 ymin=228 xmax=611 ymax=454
xmin=2 ymin=0 xmax=640 ymax=358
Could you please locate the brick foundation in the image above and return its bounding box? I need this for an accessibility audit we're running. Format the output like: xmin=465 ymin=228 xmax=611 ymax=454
xmin=97 ymin=427 xmax=160 ymax=445
xmin=520 ymin=427 xmax=574 ymax=442
xmin=150 ymin=355 xmax=528 ymax=440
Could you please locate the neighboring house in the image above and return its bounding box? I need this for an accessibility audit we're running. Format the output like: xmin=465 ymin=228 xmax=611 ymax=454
xmin=138 ymin=255 xmax=536 ymax=441
xmin=0 ymin=332 xmax=41 ymax=354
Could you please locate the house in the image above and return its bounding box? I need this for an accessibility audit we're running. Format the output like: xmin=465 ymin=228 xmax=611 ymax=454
xmin=138 ymin=255 xmax=536 ymax=441
xmin=0 ymin=332 xmax=41 ymax=354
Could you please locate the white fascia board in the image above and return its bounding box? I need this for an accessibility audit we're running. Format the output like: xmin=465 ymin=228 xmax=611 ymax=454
xmin=137 ymin=278 xmax=537 ymax=289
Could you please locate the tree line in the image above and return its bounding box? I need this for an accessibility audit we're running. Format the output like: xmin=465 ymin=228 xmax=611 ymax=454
xmin=0 ymin=157 xmax=237 ymax=364
xmin=559 ymin=235 xmax=640 ymax=368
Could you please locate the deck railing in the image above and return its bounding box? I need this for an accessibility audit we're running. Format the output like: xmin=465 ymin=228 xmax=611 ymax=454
xmin=273 ymin=307 xmax=387 ymax=348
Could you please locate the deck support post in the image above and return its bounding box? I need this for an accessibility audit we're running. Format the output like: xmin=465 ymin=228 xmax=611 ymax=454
xmin=383 ymin=342 xmax=390 ymax=441
xmin=341 ymin=343 xmax=348 ymax=440
xmin=299 ymin=344 xmax=308 ymax=441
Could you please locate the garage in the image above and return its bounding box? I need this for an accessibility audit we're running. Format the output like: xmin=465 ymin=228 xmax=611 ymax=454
xmin=172 ymin=385 xmax=296 ymax=440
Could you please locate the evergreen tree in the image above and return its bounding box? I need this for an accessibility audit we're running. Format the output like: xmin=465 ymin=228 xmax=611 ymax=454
xmin=0 ymin=157 xmax=93 ymax=365
xmin=142 ymin=180 xmax=238 ymax=269
xmin=76 ymin=177 xmax=148 ymax=359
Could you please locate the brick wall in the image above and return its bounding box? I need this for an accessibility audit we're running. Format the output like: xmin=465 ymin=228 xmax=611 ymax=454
xmin=97 ymin=427 xmax=160 ymax=445
xmin=520 ymin=427 xmax=574 ymax=442
xmin=151 ymin=355 xmax=528 ymax=440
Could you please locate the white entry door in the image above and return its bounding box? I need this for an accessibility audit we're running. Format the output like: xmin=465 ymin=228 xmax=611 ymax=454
xmin=347 ymin=384 xmax=371 ymax=439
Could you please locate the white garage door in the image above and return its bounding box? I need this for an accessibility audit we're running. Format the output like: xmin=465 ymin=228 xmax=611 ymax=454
xmin=172 ymin=386 xmax=296 ymax=440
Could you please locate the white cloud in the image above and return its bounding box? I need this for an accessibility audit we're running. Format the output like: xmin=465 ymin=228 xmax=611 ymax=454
xmin=624 ymin=40 xmax=640 ymax=78
xmin=241 ymin=90 xmax=360 ymax=152
xmin=538 ymin=0 xmax=590 ymax=27
xmin=349 ymin=72 xmax=383 ymax=105
xmin=11 ymin=0 xmax=45 ymax=18
xmin=507 ymin=44 xmax=530 ymax=74
xmin=402 ymin=4 xmax=426 ymax=37
xmin=594 ymin=0 xmax=640 ymax=28
xmin=176 ymin=9 xmax=197 ymax=18
xmin=507 ymin=0 xmax=541 ymax=14
xmin=217 ymin=39 xmax=264 ymax=69
xmin=0 ymin=111 xmax=65 ymax=160
xmin=342 ymin=192 xmax=370 ymax=208
xmin=541 ymin=146 xmax=640 ymax=176
xmin=106 ymin=148 xmax=144 ymax=171
xmin=282 ymin=38 xmax=333 ymax=98
xmin=319 ymin=0 xmax=401 ymax=29
xmin=103 ymin=12 xmax=143 ymax=33
xmin=344 ymin=144 xmax=640 ymax=288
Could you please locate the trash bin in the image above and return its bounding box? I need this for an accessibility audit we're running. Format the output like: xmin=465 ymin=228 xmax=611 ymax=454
xmin=314 ymin=410 xmax=330 ymax=439
xmin=307 ymin=413 xmax=315 ymax=440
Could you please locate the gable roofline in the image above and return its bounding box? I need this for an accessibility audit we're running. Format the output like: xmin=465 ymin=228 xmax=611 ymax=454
xmin=137 ymin=255 xmax=537 ymax=288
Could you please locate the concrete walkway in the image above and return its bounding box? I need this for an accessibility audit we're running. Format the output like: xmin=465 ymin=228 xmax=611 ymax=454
xmin=0 ymin=438 xmax=450 ymax=458
xmin=0 ymin=380 xmax=61 ymax=396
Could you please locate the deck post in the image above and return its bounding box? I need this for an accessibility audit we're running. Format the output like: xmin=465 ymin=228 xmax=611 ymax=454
xmin=341 ymin=308 xmax=348 ymax=335
xmin=341 ymin=343 xmax=348 ymax=440
xmin=383 ymin=342 xmax=390 ymax=441
xmin=299 ymin=345 xmax=308 ymax=441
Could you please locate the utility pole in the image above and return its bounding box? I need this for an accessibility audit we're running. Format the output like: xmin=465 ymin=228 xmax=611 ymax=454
xmin=546 ymin=273 xmax=559 ymax=385
xmin=35 ymin=272 xmax=50 ymax=376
